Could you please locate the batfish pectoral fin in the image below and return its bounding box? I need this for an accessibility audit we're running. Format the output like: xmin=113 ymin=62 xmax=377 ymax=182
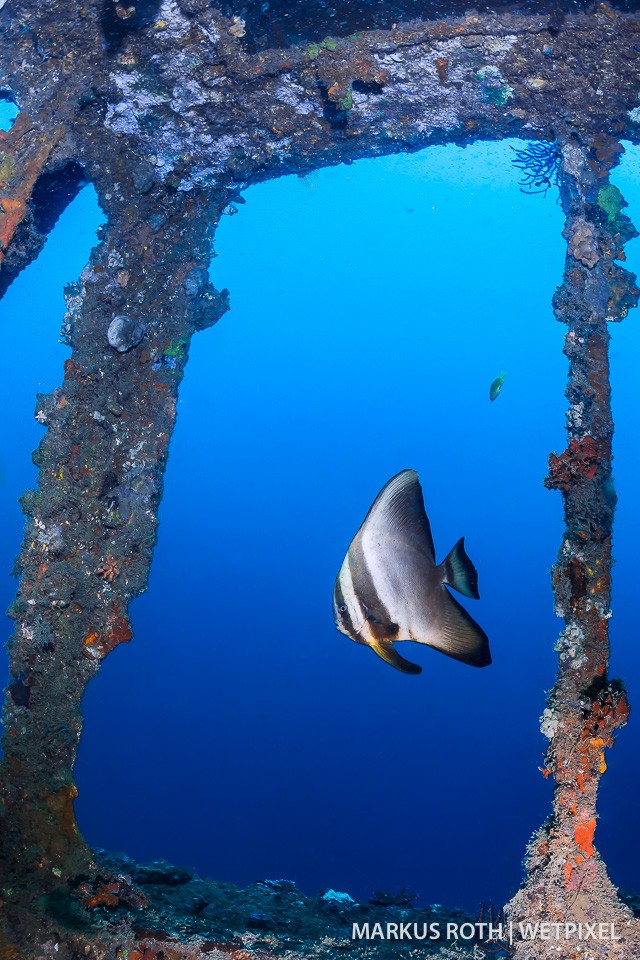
xmin=364 ymin=606 xmax=400 ymax=640
xmin=430 ymin=588 xmax=491 ymax=667
xmin=440 ymin=537 xmax=480 ymax=599
xmin=369 ymin=638 xmax=422 ymax=675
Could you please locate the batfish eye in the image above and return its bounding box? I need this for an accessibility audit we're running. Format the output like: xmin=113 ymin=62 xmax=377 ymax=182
xmin=339 ymin=604 xmax=347 ymax=613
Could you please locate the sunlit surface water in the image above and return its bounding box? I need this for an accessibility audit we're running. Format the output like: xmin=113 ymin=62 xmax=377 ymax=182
xmin=1 ymin=130 xmax=639 ymax=910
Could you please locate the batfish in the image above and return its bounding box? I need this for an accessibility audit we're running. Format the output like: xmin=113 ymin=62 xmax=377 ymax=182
xmin=333 ymin=469 xmax=491 ymax=675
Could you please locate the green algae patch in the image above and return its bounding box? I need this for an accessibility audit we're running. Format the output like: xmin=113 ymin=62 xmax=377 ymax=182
xmin=597 ymin=184 xmax=638 ymax=245
xmin=476 ymin=65 xmax=513 ymax=106
xmin=306 ymin=38 xmax=338 ymax=59
xmin=337 ymin=88 xmax=353 ymax=111
xmin=164 ymin=338 xmax=188 ymax=358
xmin=597 ymin=184 xmax=626 ymax=226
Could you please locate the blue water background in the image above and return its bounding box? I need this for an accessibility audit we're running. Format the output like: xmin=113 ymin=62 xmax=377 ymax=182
xmin=0 ymin=134 xmax=638 ymax=910
xmin=0 ymin=100 xmax=18 ymax=131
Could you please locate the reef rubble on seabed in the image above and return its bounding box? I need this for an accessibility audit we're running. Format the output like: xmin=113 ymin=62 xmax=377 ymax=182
xmin=0 ymin=851 xmax=492 ymax=960
xmin=2 ymin=848 xmax=640 ymax=959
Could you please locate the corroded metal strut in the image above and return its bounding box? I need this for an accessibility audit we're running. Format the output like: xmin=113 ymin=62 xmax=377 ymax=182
xmin=506 ymin=138 xmax=640 ymax=957
xmin=0 ymin=186 xmax=228 ymax=897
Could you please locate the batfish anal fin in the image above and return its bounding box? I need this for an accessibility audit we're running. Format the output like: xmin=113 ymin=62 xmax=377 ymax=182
xmin=362 ymin=469 xmax=436 ymax=561
xmin=370 ymin=638 xmax=422 ymax=675
xmin=440 ymin=537 xmax=480 ymax=599
xmin=429 ymin=588 xmax=491 ymax=667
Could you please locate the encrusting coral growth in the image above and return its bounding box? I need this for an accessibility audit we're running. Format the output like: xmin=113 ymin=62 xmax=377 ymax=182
xmin=2 ymin=1 xmax=640 ymax=957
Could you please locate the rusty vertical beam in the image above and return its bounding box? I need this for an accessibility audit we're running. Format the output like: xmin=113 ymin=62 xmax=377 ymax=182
xmin=0 ymin=182 xmax=228 ymax=904
xmin=506 ymin=138 xmax=640 ymax=956
xmin=0 ymin=112 xmax=63 ymax=260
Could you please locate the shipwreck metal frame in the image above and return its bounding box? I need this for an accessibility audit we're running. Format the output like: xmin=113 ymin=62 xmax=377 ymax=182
xmin=1 ymin=2 xmax=640 ymax=957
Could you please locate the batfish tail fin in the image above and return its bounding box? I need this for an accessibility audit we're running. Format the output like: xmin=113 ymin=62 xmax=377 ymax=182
xmin=430 ymin=589 xmax=491 ymax=667
xmin=440 ymin=537 xmax=480 ymax=599
xmin=370 ymin=639 xmax=422 ymax=675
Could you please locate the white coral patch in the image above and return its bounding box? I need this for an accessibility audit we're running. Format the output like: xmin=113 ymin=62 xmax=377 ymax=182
xmin=540 ymin=708 xmax=559 ymax=739
xmin=273 ymin=81 xmax=317 ymax=116
xmin=555 ymin=622 xmax=587 ymax=666
xmin=485 ymin=35 xmax=518 ymax=55
xmin=157 ymin=0 xmax=191 ymax=37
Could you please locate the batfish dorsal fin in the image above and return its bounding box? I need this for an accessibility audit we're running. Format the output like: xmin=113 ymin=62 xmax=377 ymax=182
xmin=370 ymin=638 xmax=422 ymax=675
xmin=429 ymin=590 xmax=491 ymax=667
xmin=362 ymin=469 xmax=435 ymax=561
xmin=440 ymin=537 xmax=480 ymax=599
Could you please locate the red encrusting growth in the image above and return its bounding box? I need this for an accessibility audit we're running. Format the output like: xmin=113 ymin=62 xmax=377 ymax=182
xmin=545 ymin=436 xmax=605 ymax=490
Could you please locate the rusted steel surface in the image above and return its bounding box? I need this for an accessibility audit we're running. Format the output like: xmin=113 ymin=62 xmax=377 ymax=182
xmin=1 ymin=1 xmax=640 ymax=957
xmin=504 ymin=140 xmax=640 ymax=957
xmin=0 ymin=111 xmax=65 ymax=297
xmin=0 ymin=113 xmax=63 ymax=260
xmin=1 ymin=188 xmax=227 ymax=815
xmin=0 ymin=185 xmax=229 ymax=954
xmin=2 ymin=5 xmax=640 ymax=211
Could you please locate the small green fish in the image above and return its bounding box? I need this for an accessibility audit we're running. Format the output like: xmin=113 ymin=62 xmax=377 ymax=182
xmin=489 ymin=372 xmax=506 ymax=402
